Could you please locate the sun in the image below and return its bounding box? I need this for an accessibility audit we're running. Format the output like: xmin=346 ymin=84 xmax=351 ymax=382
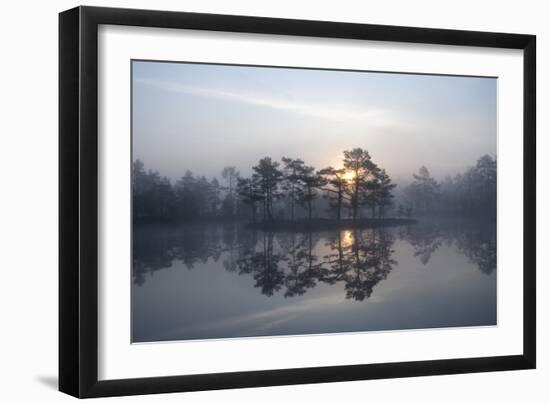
xmin=341 ymin=230 xmax=354 ymax=247
xmin=342 ymin=170 xmax=356 ymax=182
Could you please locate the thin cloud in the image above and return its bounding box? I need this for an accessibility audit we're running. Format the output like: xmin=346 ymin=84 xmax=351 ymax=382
xmin=135 ymin=76 xmax=394 ymax=126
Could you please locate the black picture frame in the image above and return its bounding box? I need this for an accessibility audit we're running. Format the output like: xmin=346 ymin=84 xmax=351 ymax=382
xmin=59 ymin=5 xmax=536 ymax=398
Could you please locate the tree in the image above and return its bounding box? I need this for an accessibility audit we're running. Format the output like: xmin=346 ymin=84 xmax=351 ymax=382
xmin=252 ymin=157 xmax=283 ymax=221
xmin=175 ymin=170 xmax=199 ymax=221
xmin=296 ymin=165 xmax=327 ymax=220
xmin=470 ymin=155 xmax=496 ymax=214
xmin=342 ymin=148 xmax=379 ymax=220
xmin=281 ymin=157 xmax=305 ymax=221
xmin=132 ymin=159 xmax=175 ymax=221
xmin=318 ymin=167 xmax=348 ymax=221
xmin=208 ymin=178 xmax=221 ymax=217
xmin=236 ymin=177 xmax=262 ymax=223
xmin=196 ymin=176 xmax=213 ymax=217
xmin=406 ymin=166 xmax=440 ymax=213
xmin=402 ymin=156 xmax=496 ymax=216
xmin=221 ymin=166 xmax=240 ymax=217
xmin=360 ymin=176 xmax=381 ymax=218
xmin=132 ymin=160 xmax=148 ymax=220
xmin=374 ymin=169 xmax=396 ymax=218
xmin=132 ymin=147 xmax=403 ymax=224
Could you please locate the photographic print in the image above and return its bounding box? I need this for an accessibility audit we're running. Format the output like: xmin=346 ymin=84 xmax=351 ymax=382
xmin=131 ymin=60 xmax=497 ymax=343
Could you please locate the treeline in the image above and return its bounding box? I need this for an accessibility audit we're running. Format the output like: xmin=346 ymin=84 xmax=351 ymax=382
xmin=133 ymin=152 xmax=497 ymax=223
xmin=401 ymin=155 xmax=496 ymax=217
xmin=133 ymin=160 xmax=235 ymax=222
xmin=133 ymin=148 xmax=396 ymax=223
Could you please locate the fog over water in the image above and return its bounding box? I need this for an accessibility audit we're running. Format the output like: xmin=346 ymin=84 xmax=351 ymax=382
xmin=131 ymin=60 xmax=498 ymax=342
xmin=132 ymin=219 xmax=496 ymax=342
xmin=132 ymin=61 xmax=496 ymax=183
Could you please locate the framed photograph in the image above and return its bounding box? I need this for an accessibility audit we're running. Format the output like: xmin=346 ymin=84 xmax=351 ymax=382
xmin=59 ymin=6 xmax=536 ymax=398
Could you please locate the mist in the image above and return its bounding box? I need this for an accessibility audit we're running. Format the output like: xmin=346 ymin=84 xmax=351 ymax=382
xmin=132 ymin=61 xmax=496 ymax=184
xmin=131 ymin=60 xmax=498 ymax=342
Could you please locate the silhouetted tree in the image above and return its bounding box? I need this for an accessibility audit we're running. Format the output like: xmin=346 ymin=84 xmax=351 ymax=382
xmin=319 ymin=167 xmax=349 ymax=221
xmin=403 ymin=156 xmax=496 ymax=216
xmin=236 ymin=177 xmax=262 ymax=223
xmin=174 ymin=171 xmax=200 ymax=221
xmin=297 ymin=165 xmax=327 ymax=220
xmin=342 ymin=148 xmax=379 ymax=220
xmin=252 ymin=157 xmax=283 ymax=222
xmin=459 ymin=155 xmax=496 ymax=215
xmin=132 ymin=146 xmax=405 ymax=225
xmin=196 ymin=176 xmax=213 ymax=217
xmin=374 ymin=169 xmax=396 ymax=218
xmin=221 ymin=166 xmax=240 ymax=217
xmin=208 ymin=178 xmax=221 ymax=217
xmin=133 ymin=159 xmax=175 ymax=221
xmin=405 ymin=166 xmax=440 ymax=214
xmin=281 ymin=157 xmax=305 ymax=221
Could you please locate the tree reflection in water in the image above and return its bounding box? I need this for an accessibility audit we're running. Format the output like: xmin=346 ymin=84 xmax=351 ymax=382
xmin=398 ymin=218 xmax=496 ymax=274
xmin=133 ymin=218 xmax=496 ymax=300
xmin=322 ymin=229 xmax=396 ymax=301
xmin=234 ymin=232 xmax=286 ymax=296
xmin=278 ymin=232 xmax=324 ymax=298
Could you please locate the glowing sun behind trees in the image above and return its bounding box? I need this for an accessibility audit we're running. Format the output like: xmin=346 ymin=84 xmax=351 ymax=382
xmin=131 ymin=60 xmax=497 ymax=343
xmin=342 ymin=170 xmax=356 ymax=182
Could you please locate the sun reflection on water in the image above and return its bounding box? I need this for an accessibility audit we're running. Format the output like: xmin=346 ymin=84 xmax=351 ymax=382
xmin=341 ymin=230 xmax=354 ymax=248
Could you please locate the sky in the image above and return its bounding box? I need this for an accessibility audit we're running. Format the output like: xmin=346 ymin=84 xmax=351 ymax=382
xmin=132 ymin=60 xmax=496 ymax=184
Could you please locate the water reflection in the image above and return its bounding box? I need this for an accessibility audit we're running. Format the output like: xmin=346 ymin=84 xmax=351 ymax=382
xmin=321 ymin=229 xmax=396 ymax=301
xmin=133 ymin=218 xmax=496 ymax=300
xmin=398 ymin=218 xmax=496 ymax=274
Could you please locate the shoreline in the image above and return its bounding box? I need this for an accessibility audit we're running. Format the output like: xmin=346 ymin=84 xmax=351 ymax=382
xmin=246 ymin=218 xmax=417 ymax=232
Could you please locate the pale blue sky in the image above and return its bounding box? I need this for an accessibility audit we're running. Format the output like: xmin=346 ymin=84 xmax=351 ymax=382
xmin=132 ymin=60 xmax=496 ymax=183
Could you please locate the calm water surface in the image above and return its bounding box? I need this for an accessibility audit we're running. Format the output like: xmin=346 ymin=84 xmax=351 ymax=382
xmin=132 ymin=219 xmax=496 ymax=342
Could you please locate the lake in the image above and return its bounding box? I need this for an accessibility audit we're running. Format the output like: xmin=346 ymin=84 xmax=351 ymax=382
xmin=132 ymin=218 xmax=496 ymax=342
